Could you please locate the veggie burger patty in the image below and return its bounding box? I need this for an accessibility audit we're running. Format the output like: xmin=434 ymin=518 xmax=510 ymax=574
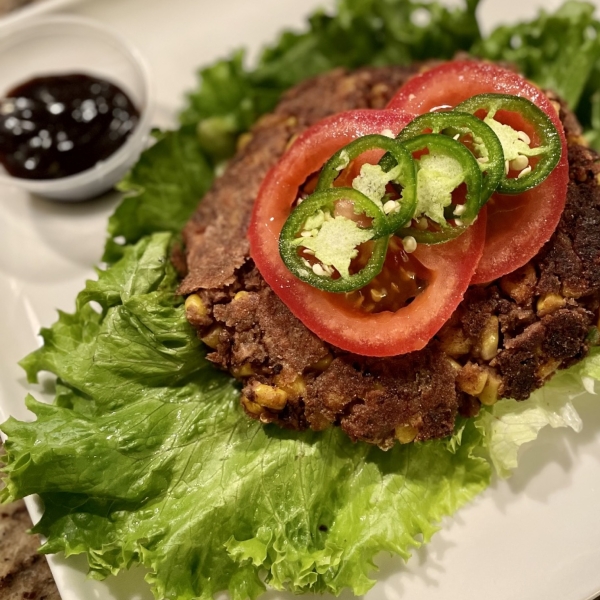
xmin=177 ymin=65 xmax=600 ymax=449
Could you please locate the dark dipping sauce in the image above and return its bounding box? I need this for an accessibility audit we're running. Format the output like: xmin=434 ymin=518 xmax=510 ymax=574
xmin=0 ymin=73 xmax=139 ymax=180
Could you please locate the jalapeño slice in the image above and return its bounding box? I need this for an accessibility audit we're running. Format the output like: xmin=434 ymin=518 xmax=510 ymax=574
xmin=396 ymin=134 xmax=483 ymax=244
xmin=316 ymin=134 xmax=417 ymax=235
xmin=279 ymin=187 xmax=389 ymax=293
xmin=391 ymin=111 xmax=504 ymax=205
xmin=456 ymin=93 xmax=562 ymax=194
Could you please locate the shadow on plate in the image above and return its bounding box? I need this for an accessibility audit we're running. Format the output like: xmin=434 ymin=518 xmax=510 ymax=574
xmin=487 ymin=390 xmax=600 ymax=510
xmin=50 ymin=552 xmax=154 ymax=600
xmin=0 ymin=187 xmax=120 ymax=284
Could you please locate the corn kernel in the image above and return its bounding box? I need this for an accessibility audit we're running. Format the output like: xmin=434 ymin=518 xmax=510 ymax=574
xmin=232 ymin=363 xmax=254 ymax=378
xmin=499 ymin=263 xmax=536 ymax=304
xmin=569 ymin=134 xmax=588 ymax=148
xmin=536 ymin=359 xmax=561 ymax=381
xmin=395 ymin=425 xmax=418 ymax=444
xmin=457 ymin=362 xmax=488 ymax=396
xmin=236 ymin=132 xmax=253 ymax=151
xmin=561 ymin=284 xmax=584 ymax=299
xmin=448 ymin=358 xmax=462 ymax=372
xmin=536 ymin=293 xmax=565 ymax=317
xmin=311 ymin=353 xmax=333 ymax=372
xmin=438 ymin=327 xmax=472 ymax=357
xmin=201 ymin=326 xmax=222 ymax=349
xmin=241 ymin=396 xmax=263 ymax=416
xmin=276 ymin=375 xmax=306 ymax=397
xmin=371 ymin=82 xmax=390 ymax=97
xmin=233 ymin=291 xmax=249 ymax=302
xmin=478 ymin=372 xmax=502 ymax=406
xmin=184 ymin=294 xmax=207 ymax=319
xmin=480 ymin=316 xmax=499 ymax=361
xmin=253 ymin=384 xmax=288 ymax=411
xmin=308 ymin=412 xmax=332 ymax=431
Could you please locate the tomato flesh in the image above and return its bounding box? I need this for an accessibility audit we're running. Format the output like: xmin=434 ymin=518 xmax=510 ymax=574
xmin=248 ymin=109 xmax=487 ymax=357
xmin=340 ymin=237 xmax=429 ymax=314
xmin=388 ymin=61 xmax=569 ymax=283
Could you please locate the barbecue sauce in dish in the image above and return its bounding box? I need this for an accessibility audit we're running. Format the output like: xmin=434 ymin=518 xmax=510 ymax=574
xmin=0 ymin=73 xmax=139 ymax=180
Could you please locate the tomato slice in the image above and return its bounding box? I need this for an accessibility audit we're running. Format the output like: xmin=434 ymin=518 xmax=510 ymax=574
xmin=248 ymin=109 xmax=487 ymax=357
xmin=388 ymin=61 xmax=569 ymax=283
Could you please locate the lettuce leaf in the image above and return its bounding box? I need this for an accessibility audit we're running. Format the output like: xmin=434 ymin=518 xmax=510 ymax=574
xmin=104 ymin=127 xmax=213 ymax=263
xmin=181 ymin=0 xmax=600 ymax=164
xmin=476 ymin=348 xmax=600 ymax=478
xmin=584 ymin=89 xmax=600 ymax=150
xmin=474 ymin=1 xmax=600 ymax=129
xmin=180 ymin=0 xmax=482 ymax=162
xmin=2 ymin=232 xmax=491 ymax=599
xmin=476 ymin=386 xmax=582 ymax=479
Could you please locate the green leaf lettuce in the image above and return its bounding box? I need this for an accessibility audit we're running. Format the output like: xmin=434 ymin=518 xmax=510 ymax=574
xmin=2 ymin=232 xmax=491 ymax=599
xmin=474 ymin=1 xmax=600 ymax=139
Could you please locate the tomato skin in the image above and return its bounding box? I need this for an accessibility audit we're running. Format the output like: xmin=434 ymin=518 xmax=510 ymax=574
xmin=388 ymin=61 xmax=569 ymax=284
xmin=388 ymin=60 xmax=562 ymax=117
xmin=248 ymin=108 xmax=487 ymax=357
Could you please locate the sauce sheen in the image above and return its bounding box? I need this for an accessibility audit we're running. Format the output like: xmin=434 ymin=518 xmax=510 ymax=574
xmin=0 ymin=73 xmax=139 ymax=180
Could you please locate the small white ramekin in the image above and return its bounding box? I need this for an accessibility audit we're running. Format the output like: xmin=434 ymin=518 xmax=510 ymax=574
xmin=0 ymin=15 xmax=154 ymax=201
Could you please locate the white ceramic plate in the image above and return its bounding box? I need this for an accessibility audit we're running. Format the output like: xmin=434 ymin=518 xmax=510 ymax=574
xmin=0 ymin=0 xmax=84 ymax=27
xmin=0 ymin=1 xmax=599 ymax=599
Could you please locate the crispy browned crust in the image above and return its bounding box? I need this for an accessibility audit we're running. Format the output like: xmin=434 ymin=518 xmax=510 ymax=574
xmin=0 ymin=501 xmax=60 ymax=599
xmin=178 ymin=66 xmax=415 ymax=295
xmin=179 ymin=66 xmax=600 ymax=449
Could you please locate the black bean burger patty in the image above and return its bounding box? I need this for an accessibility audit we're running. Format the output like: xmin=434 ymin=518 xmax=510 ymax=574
xmin=177 ymin=66 xmax=600 ymax=450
